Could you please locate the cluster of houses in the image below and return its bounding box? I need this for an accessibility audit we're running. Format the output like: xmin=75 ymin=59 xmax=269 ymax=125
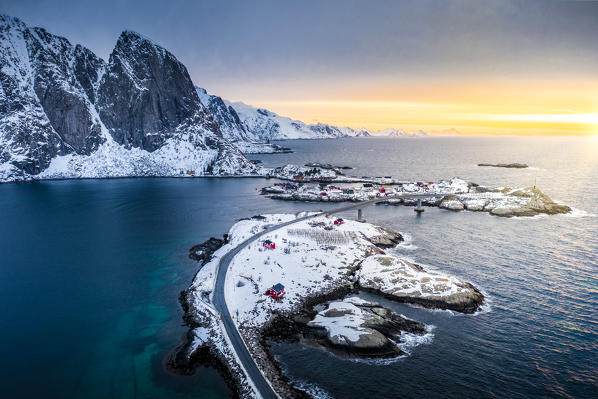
xmin=261 ymin=178 xmax=460 ymax=204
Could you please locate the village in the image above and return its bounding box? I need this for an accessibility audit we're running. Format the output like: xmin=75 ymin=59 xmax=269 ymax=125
xmin=262 ymin=177 xmax=468 ymax=202
xmin=261 ymin=175 xmax=572 ymax=218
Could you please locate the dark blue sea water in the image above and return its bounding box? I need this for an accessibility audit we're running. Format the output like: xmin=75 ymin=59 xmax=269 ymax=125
xmin=1 ymin=137 xmax=597 ymax=398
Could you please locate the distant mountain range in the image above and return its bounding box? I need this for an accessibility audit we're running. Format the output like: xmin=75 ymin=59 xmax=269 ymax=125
xmin=196 ymin=87 xmax=370 ymax=142
xmin=0 ymin=15 xmax=456 ymax=182
xmin=195 ymin=88 xmax=463 ymax=141
xmin=372 ymin=128 xmax=428 ymax=137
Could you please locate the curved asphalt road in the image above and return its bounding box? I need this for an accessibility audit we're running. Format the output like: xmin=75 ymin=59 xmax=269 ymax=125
xmin=211 ymin=194 xmax=441 ymax=398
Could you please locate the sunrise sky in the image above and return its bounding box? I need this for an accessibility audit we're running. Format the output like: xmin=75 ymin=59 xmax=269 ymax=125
xmin=3 ymin=0 xmax=597 ymax=135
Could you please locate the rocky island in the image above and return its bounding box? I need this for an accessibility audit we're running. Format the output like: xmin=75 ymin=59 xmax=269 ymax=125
xmin=171 ymin=213 xmax=484 ymax=398
xmin=262 ymin=177 xmax=571 ymax=218
xmin=478 ymin=163 xmax=529 ymax=168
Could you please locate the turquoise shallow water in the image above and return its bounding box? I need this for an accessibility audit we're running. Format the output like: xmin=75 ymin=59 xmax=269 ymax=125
xmin=0 ymin=178 xmax=325 ymax=398
xmin=1 ymin=137 xmax=597 ymax=398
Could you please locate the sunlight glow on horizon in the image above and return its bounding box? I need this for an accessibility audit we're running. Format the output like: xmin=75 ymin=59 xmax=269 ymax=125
xmin=237 ymin=81 xmax=598 ymax=136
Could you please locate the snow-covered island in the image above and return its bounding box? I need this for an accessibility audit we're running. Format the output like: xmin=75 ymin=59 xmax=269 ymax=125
xmin=171 ymin=213 xmax=484 ymax=398
xmin=262 ymin=177 xmax=572 ymax=218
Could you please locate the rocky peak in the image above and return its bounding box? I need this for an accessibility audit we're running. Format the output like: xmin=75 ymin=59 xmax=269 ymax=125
xmin=1 ymin=16 xmax=254 ymax=181
xmin=97 ymin=30 xmax=220 ymax=151
xmin=73 ymin=44 xmax=106 ymax=104
xmin=24 ymin=24 xmax=106 ymax=155
xmin=0 ymin=14 xmax=105 ymax=175
xmin=195 ymin=86 xmax=250 ymax=142
xmin=0 ymin=14 xmax=25 ymax=31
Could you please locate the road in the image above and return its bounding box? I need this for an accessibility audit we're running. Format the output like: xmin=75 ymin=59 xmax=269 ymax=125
xmin=211 ymin=193 xmax=442 ymax=398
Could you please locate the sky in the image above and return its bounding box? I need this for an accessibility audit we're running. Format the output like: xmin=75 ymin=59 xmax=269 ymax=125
xmin=2 ymin=0 xmax=598 ymax=135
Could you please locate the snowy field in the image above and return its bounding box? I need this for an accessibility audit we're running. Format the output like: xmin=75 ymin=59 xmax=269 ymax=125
xmin=183 ymin=212 xmax=483 ymax=394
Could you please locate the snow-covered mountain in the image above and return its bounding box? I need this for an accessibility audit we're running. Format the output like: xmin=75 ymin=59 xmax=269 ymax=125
xmin=373 ymin=128 xmax=428 ymax=137
xmin=225 ymin=99 xmax=370 ymax=141
xmin=0 ymin=15 xmax=253 ymax=183
xmin=195 ymin=86 xmax=251 ymax=143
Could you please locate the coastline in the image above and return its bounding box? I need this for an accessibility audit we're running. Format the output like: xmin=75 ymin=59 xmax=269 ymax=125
xmin=171 ymin=214 xmax=485 ymax=398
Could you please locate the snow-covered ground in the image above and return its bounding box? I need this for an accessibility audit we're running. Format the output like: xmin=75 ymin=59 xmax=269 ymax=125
xmin=358 ymin=255 xmax=481 ymax=310
xmin=189 ymin=213 xmax=481 ymax=329
xmin=264 ymin=177 xmax=470 ymax=202
xmin=34 ymin=128 xmax=255 ymax=180
xmin=233 ymin=141 xmax=292 ymax=155
xmin=263 ymin=177 xmax=572 ymax=217
xmin=181 ymin=213 xmax=483 ymax=397
xmin=223 ymin=215 xmax=385 ymax=326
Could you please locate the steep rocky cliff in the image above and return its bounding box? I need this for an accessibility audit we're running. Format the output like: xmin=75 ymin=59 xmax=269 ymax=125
xmin=196 ymin=87 xmax=251 ymax=142
xmin=0 ymin=16 xmax=253 ymax=182
xmin=0 ymin=15 xmax=101 ymax=177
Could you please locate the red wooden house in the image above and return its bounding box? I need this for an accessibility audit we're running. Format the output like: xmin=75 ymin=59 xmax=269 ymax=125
xmin=264 ymin=283 xmax=285 ymax=299
xmin=262 ymin=240 xmax=275 ymax=249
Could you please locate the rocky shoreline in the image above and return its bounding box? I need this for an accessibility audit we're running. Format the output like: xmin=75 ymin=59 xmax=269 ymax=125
xmin=168 ymin=289 xmax=255 ymax=399
xmin=171 ymin=215 xmax=486 ymax=398
xmin=188 ymin=235 xmax=228 ymax=264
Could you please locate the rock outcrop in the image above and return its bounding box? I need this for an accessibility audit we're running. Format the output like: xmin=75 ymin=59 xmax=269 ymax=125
xmin=478 ymin=163 xmax=528 ymax=168
xmin=305 ymin=296 xmax=427 ymax=358
xmin=368 ymin=226 xmax=404 ymax=248
xmin=357 ymin=255 xmax=484 ymax=313
xmin=189 ymin=235 xmax=228 ymax=265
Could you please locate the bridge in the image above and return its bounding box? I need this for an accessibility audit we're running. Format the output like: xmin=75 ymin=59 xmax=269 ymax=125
xmin=325 ymin=192 xmax=444 ymax=221
xmin=211 ymin=192 xmax=444 ymax=399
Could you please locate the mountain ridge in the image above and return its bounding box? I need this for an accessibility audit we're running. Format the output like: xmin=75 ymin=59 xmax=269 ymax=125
xmin=1 ymin=14 xmax=459 ymax=183
xmin=0 ymin=15 xmax=254 ymax=182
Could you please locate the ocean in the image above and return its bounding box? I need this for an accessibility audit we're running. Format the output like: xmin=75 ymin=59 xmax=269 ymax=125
xmin=1 ymin=136 xmax=596 ymax=398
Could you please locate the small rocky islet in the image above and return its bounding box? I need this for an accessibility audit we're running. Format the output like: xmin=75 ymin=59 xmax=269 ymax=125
xmin=478 ymin=162 xmax=529 ymax=168
xmin=302 ymin=296 xmax=428 ymax=358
